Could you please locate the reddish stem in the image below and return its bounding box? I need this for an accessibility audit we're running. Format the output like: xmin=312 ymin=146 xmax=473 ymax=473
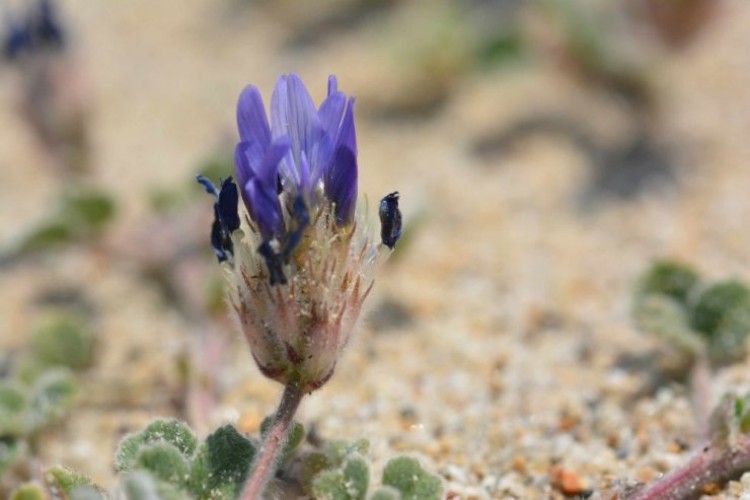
xmin=240 ymin=382 xmax=305 ymax=500
xmin=629 ymin=435 xmax=750 ymax=500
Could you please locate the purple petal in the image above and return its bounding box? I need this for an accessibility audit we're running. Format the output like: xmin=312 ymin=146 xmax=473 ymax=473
xmin=245 ymin=178 xmax=284 ymax=239
xmin=327 ymin=75 xmax=338 ymax=96
xmin=324 ymin=145 xmax=358 ymax=225
xmin=335 ymin=99 xmax=357 ymax=156
xmin=237 ymin=86 xmax=271 ymax=146
xmin=318 ymin=91 xmax=346 ymax=139
xmin=310 ymin=133 xmax=334 ymax=188
xmin=299 ymin=154 xmax=313 ymax=195
xmin=271 ymin=74 xmax=323 ymax=189
xmin=234 ymin=142 xmax=253 ymax=206
xmin=258 ymin=137 xmax=291 ymax=187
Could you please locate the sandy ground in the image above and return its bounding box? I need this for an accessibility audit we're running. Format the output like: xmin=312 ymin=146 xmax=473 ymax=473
xmin=2 ymin=0 xmax=750 ymax=498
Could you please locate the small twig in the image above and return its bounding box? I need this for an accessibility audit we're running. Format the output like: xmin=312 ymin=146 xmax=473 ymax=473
xmin=629 ymin=435 xmax=750 ymax=500
xmin=240 ymin=382 xmax=305 ymax=499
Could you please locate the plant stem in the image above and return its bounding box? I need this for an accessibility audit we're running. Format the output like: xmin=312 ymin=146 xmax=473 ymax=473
xmin=628 ymin=435 xmax=750 ymax=500
xmin=240 ymin=382 xmax=305 ymax=500
xmin=688 ymin=353 xmax=712 ymax=440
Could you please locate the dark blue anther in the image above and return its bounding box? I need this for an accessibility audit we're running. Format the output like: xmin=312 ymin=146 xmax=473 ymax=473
xmin=280 ymin=195 xmax=309 ymax=263
xmin=217 ymin=177 xmax=240 ymax=233
xmin=36 ymin=0 xmax=65 ymax=48
xmin=379 ymin=192 xmax=402 ymax=249
xmin=258 ymin=241 xmax=287 ymax=286
xmin=197 ymin=175 xmax=240 ymax=263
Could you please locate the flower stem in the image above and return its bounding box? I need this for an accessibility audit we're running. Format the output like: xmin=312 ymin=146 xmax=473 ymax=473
xmin=628 ymin=435 xmax=750 ymax=500
xmin=240 ymin=383 xmax=304 ymax=500
xmin=240 ymin=382 xmax=305 ymax=500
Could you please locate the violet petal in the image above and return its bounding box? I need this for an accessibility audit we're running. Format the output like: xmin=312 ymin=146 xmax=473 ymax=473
xmin=324 ymin=145 xmax=358 ymax=225
xmin=245 ymin=177 xmax=284 ymax=239
xmin=237 ymin=85 xmax=271 ymax=147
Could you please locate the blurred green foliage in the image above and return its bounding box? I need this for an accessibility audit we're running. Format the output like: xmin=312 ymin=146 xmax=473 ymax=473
xmin=18 ymin=190 xmax=116 ymax=254
xmin=634 ymin=260 xmax=750 ymax=364
xmin=29 ymin=311 xmax=95 ymax=372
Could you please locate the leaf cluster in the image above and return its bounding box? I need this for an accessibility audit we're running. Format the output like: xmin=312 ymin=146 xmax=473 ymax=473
xmin=17 ymin=417 xmax=443 ymax=500
xmin=633 ymin=260 xmax=750 ymax=364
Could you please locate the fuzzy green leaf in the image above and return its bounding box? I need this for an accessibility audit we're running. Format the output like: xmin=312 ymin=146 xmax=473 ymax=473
xmin=638 ymin=261 xmax=700 ymax=305
xmin=0 ymin=438 xmax=24 ymax=475
xmin=691 ymin=281 xmax=750 ymax=362
xmin=116 ymin=419 xmax=197 ymax=472
xmin=369 ymin=486 xmax=401 ymax=500
xmin=187 ymin=424 xmax=256 ymax=499
xmin=135 ymin=442 xmax=190 ymax=487
xmin=31 ymin=311 xmax=95 ymax=371
xmin=298 ymin=450 xmax=334 ymax=492
xmin=0 ymin=384 xmax=27 ymax=436
xmin=27 ymin=369 xmax=76 ymax=431
xmin=632 ymin=295 xmax=704 ymax=356
xmin=11 ymin=483 xmax=46 ymax=500
xmin=382 ymin=457 xmax=442 ymax=500
xmin=328 ymin=439 xmax=369 ymax=465
xmin=122 ymin=471 xmax=185 ymax=500
xmin=44 ymin=465 xmax=101 ymax=499
xmin=69 ymin=485 xmax=106 ymax=500
xmin=311 ymin=455 xmax=369 ymax=500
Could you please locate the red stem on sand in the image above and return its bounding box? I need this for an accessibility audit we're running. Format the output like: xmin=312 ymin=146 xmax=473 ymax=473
xmin=240 ymin=382 xmax=305 ymax=500
xmin=629 ymin=435 xmax=750 ymax=500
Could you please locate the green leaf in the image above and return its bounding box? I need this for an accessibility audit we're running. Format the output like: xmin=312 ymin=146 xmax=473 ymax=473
xmin=116 ymin=419 xmax=197 ymax=472
xmin=691 ymin=281 xmax=750 ymax=334
xmin=17 ymin=190 xmax=116 ymax=254
xmin=382 ymin=457 xmax=442 ymax=500
xmin=369 ymin=486 xmax=401 ymax=500
xmin=734 ymin=393 xmax=750 ymax=434
xmin=0 ymin=383 xmax=27 ymax=436
xmin=691 ymin=281 xmax=750 ymax=361
xmin=27 ymin=369 xmax=77 ymax=431
xmin=61 ymin=191 xmax=117 ymax=234
xmin=187 ymin=424 xmax=256 ymax=499
xmin=298 ymin=450 xmax=334 ymax=493
xmin=0 ymin=438 xmax=24 ymax=475
xmin=69 ymin=485 xmax=106 ymax=500
xmin=44 ymin=466 xmax=98 ymax=499
xmin=327 ymin=439 xmax=369 ymax=465
xmin=122 ymin=471 xmax=186 ymax=500
xmin=311 ymin=455 xmax=369 ymax=500
xmin=31 ymin=311 xmax=95 ymax=371
xmin=135 ymin=442 xmax=191 ymax=487
xmin=18 ymin=222 xmax=72 ymax=252
xmin=638 ymin=260 xmax=700 ymax=305
xmin=11 ymin=483 xmax=46 ymax=500
xmin=632 ymin=295 xmax=705 ymax=356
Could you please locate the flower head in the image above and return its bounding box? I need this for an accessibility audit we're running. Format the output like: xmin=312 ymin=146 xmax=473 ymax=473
xmin=200 ymin=74 xmax=402 ymax=393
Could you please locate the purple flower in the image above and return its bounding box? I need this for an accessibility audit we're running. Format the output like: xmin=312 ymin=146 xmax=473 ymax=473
xmin=235 ymin=74 xmax=358 ymax=243
xmin=198 ymin=74 xmax=402 ymax=393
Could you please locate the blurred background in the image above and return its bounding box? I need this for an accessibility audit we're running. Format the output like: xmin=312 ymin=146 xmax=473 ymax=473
xmin=1 ymin=0 xmax=750 ymax=497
